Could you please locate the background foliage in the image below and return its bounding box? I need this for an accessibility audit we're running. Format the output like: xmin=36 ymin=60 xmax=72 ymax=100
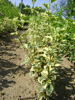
xmin=0 ymin=0 xmax=19 ymax=19
xmin=53 ymin=0 xmax=75 ymax=18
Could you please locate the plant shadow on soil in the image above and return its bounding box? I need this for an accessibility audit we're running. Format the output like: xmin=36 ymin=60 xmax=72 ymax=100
xmin=0 ymin=35 xmax=30 ymax=92
xmin=0 ymin=63 xmax=30 ymax=91
xmin=50 ymin=61 xmax=75 ymax=100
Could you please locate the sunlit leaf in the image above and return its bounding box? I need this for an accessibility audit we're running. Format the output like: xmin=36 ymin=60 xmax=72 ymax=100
xmin=38 ymin=85 xmax=44 ymax=93
xmin=55 ymin=63 xmax=60 ymax=67
xmin=38 ymin=76 xmax=46 ymax=84
xmin=42 ymin=3 xmax=49 ymax=9
xmin=51 ymin=0 xmax=57 ymax=3
xmin=39 ymin=94 xmax=45 ymax=100
xmin=41 ymin=69 xmax=48 ymax=77
xmin=32 ymin=0 xmax=36 ymax=3
xmin=21 ymin=57 xmax=29 ymax=66
xmin=10 ymin=32 xmax=18 ymax=35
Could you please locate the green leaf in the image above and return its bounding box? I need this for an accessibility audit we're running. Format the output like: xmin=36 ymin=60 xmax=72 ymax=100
xmin=70 ymin=57 xmax=75 ymax=63
xmin=73 ymin=21 xmax=75 ymax=25
xmin=38 ymin=82 xmax=48 ymax=93
xmin=29 ymin=72 xmax=35 ymax=77
xmin=10 ymin=32 xmax=18 ymax=35
xmin=42 ymin=3 xmax=49 ymax=9
xmin=23 ymin=44 xmax=28 ymax=49
xmin=73 ymin=7 xmax=75 ymax=11
xmin=21 ymin=57 xmax=29 ymax=66
xmin=50 ymin=75 xmax=56 ymax=80
xmin=51 ymin=0 xmax=57 ymax=3
xmin=32 ymin=0 xmax=36 ymax=3
xmin=55 ymin=63 xmax=60 ymax=67
xmin=46 ymin=84 xmax=54 ymax=95
xmin=39 ymin=94 xmax=45 ymax=100
xmin=41 ymin=69 xmax=48 ymax=78
xmin=43 ymin=82 xmax=48 ymax=89
xmin=38 ymin=76 xmax=46 ymax=84
xmin=30 ymin=66 xmax=35 ymax=71
xmin=38 ymin=85 xmax=44 ymax=93
xmin=43 ymin=36 xmax=53 ymax=42
xmin=13 ymin=17 xmax=18 ymax=22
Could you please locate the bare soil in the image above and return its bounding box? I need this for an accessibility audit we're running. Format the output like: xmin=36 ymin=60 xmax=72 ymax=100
xmin=0 ymin=31 xmax=38 ymax=100
xmin=50 ymin=58 xmax=75 ymax=100
xmin=0 ymin=31 xmax=75 ymax=100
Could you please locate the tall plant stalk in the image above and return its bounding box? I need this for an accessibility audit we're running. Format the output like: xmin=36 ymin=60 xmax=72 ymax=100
xmin=32 ymin=0 xmax=36 ymax=9
xmin=20 ymin=0 xmax=23 ymax=13
xmin=49 ymin=0 xmax=51 ymax=10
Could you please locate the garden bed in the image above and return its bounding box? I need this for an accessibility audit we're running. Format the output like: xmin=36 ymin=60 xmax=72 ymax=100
xmin=0 ymin=31 xmax=75 ymax=100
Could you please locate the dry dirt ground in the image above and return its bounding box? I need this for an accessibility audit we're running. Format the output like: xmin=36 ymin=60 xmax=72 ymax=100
xmin=0 ymin=30 xmax=75 ymax=100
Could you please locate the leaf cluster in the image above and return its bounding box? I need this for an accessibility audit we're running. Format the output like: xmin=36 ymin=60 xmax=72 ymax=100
xmin=0 ymin=17 xmax=15 ymax=35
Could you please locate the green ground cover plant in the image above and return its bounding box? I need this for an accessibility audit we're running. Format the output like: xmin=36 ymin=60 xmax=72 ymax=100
xmin=0 ymin=0 xmax=19 ymax=19
xmin=0 ymin=0 xmax=45 ymax=36
xmin=0 ymin=0 xmax=20 ymax=35
xmin=0 ymin=14 xmax=27 ymax=36
xmin=0 ymin=17 xmax=15 ymax=35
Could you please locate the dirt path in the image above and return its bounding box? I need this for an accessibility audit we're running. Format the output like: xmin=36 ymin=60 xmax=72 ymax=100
xmin=0 ymin=31 xmax=75 ymax=100
xmin=0 ymin=31 xmax=38 ymax=100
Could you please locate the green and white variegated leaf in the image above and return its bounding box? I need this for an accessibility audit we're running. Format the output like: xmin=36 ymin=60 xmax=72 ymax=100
xmin=37 ymin=47 xmax=50 ymax=53
xmin=49 ymin=66 xmax=53 ymax=71
xmin=29 ymin=71 xmax=35 ymax=77
xmin=60 ymin=28 xmax=66 ymax=32
xmin=30 ymin=66 xmax=35 ymax=71
xmin=43 ymin=36 xmax=53 ymax=42
xmin=23 ymin=44 xmax=28 ymax=49
xmin=46 ymin=84 xmax=54 ymax=95
xmin=21 ymin=57 xmax=29 ymax=66
xmin=73 ymin=21 xmax=75 ymax=25
xmin=20 ymin=19 xmax=25 ymax=24
xmin=38 ymin=85 xmax=44 ymax=93
xmin=38 ymin=82 xmax=48 ymax=93
xmin=38 ymin=76 xmax=46 ymax=84
xmin=43 ymin=82 xmax=48 ymax=89
xmin=41 ymin=68 xmax=48 ymax=78
xmin=37 ymin=54 xmax=50 ymax=61
xmin=19 ymin=13 xmax=26 ymax=19
xmin=10 ymin=32 xmax=18 ymax=35
xmin=54 ymin=63 xmax=60 ymax=67
xmin=51 ymin=75 xmax=56 ymax=80
xmin=13 ymin=17 xmax=18 ymax=22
